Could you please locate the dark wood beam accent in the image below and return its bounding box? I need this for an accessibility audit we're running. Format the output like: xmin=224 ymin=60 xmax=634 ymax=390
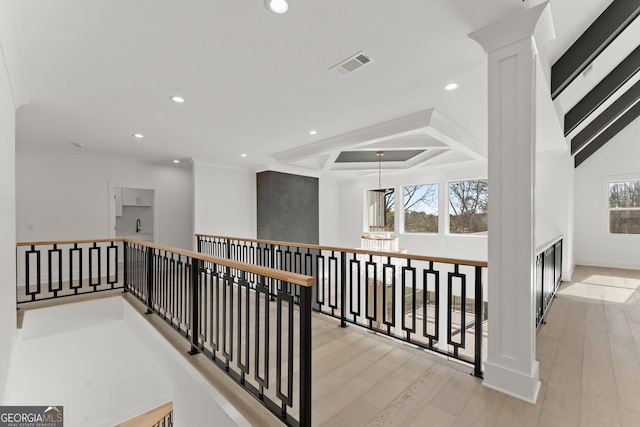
xmin=551 ymin=0 xmax=640 ymax=100
xmin=574 ymin=99 xmax=640 ymax=167
xmin=571 ymin=77 xmax=640 ymax=154
xmin=565 ymin=45 xmax=640 ymax=136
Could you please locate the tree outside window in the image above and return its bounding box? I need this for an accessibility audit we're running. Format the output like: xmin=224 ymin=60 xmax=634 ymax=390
xmin=449 ymin=180 xmax=488 ymax=234
xmin=403 ymin=184 xmax=438 ymax=233
xmin=609 ymin=180 xmax=640 ymax=234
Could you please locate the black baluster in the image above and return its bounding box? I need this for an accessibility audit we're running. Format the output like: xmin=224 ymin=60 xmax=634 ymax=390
xmin=188 ymin=257 xmax=201 ymax=355
xmin=299 ymin=284 xmax=312 ymax=427
xmin=474 ymin=265 xmax=484 ymax=378
xmin=340 ymin=252 xmax=347 ymax=328
xmin=146 ymin=245 xmax=154 ymax=314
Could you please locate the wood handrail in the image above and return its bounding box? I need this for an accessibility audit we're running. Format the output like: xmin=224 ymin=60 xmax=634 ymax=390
xmin=535 ymin=235 xmax=563 ymax=256
xmin=196 ymin=233 xmax=489 ymax=268
xmin=127 ymin=239 xmax=314 ymax=287
xmin=115 ymin=402 xmax=172 ymax=427
xmin=16 ymin=238 xmax=315 ymax=288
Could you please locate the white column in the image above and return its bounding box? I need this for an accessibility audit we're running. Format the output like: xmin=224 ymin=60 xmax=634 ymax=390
xmin=469 ymin=2 xmax=555 ymax=403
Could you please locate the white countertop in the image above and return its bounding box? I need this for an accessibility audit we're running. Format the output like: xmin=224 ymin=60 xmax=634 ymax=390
xmin=116 ymin=231 xmax=153 ymax=236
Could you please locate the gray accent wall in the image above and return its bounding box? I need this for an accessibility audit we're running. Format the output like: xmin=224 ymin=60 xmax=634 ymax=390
xmin=257 ymin=171 xmax=319 ymax=244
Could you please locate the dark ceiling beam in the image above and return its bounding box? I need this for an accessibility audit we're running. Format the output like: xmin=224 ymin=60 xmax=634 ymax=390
xmin=574 ymin=99 xmax=640 ymax=167
xmin=564 ymin=45 xmax=640 ymax=136
xmin=551 ymin=0 xmax=640 ymax=100
xmin=571 ymin=78 xmax=640 ymax=155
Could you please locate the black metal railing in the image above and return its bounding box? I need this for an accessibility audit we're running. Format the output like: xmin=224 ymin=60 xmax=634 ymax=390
xmin=197 ymin=234 xmax=488 ymax=377
xmin=16 ymin=239 xmax=123 ymax=305
xmin=124 ymin=240 xmax=314 ymax=427
xmin=535 ymin=237 xmax=563 ymax=328
xmin=16 ymin=238 xmax=314 ymax=427
xmin=152 ymin=410 xmax=173 ymax=427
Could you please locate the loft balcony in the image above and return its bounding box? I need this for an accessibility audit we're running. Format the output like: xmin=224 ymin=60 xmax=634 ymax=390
xmin=8 ymin=234 xmax=590 ymax=426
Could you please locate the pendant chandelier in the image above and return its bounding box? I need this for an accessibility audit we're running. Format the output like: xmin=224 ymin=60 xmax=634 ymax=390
xmin=360 ymin=150 xmax=398 ymax=252
xmin=376 ymin=151 xmax=385 ymax=229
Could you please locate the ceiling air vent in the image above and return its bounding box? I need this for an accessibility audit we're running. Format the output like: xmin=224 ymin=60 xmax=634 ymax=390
xmin=330 ymin=51 xmax=374 ymax=75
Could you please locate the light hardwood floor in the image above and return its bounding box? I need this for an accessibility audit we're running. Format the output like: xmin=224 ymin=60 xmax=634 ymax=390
xmin=155 ymin=265 xmax=640 ymax=426
xmin=20 ymin=265 xmax=640 ymax=426
xmin=308 ymin=265 xmax=640 ymax=426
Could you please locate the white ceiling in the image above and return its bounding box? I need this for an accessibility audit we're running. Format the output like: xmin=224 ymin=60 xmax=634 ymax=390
xmin=13 ymin=0 xmax=612 ymax=174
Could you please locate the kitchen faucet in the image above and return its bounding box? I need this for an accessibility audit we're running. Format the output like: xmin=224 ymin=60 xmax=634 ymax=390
xmin=136 ymin=218 xmax=141 ymax=233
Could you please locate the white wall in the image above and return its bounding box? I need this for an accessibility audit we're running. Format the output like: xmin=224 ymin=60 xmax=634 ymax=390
xmin=0 ymin=20 xmax=17 ymax=403
xmin=192 ymin=159 xmax=256 ymax=245
xmin=574 ymin=118 xmax=640 ymax=269
xmin=6 ymin=298 xmax=172 ymax=427
xmin=193 ymin=163 xmax=341 ymax=248
xmin=7 ymin=296 xmax=252 ymax=426
xmin=335 ymin=161 xmax=488 ymax=261
xmin=337 ymin=176 xmax=363 ymax=249
xmin=319 ymin=176 xmax=340 ymax=246
xmin=535 ymin=149 xmax=574 ymax=278
xmin=123 ymin=299 xmax=252 ymax=427
xmin=15 ymin=147 xmax=193 ymax=250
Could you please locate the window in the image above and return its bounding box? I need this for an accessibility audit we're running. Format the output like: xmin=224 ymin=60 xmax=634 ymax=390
xmin=367 ymin=188 xmax=395 ymax=231
xmin=608 ymin=180 xmax=640 ymax=234
xmin=449 ymin=180 xmax=488 ymax=234
xmin=403 ymin=184 xmax=438 ymax=233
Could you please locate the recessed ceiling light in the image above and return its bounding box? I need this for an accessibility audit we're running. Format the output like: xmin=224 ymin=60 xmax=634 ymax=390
xmin=173 ymin=160 xmax=180 ymax=164
xmin=240 ymin=153 xmax=248 ymax=158
xmin=171 ymin=96 xmax=185 ymax=103
xmin=133 ymin=133 xmax=144 ymax=139
xmin=265 ymin=0 xmax=288 ymax=14
xmin=308 ymin=130 xmax=318 ymax=135
xmin=445 ymin=83 xmax=458 ymax=91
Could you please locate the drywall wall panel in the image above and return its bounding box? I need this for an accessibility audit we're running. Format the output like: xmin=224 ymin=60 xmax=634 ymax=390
xmin=15 ymin=147 xmax=193 ymax=250
xmin=535 ymin=149 xmax=574 ymax=278
xmin=5 ymin=298 xmax=172 ymax=426
xmin=319 ymin=176 xmax=340 ymax=247
xmin=192 ymin=160 xmax=256 ymax=245
xmin=574 ymin=117 xmax=640 ymax=269
xmin=0 ymin=25 xmax=17 ymax=403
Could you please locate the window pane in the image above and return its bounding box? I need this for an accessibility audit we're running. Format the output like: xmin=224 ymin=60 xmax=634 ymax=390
xmin=367 ymin=188 xmax=394 ymax=231
xmin=608 ymin=180 xmax=640 ymax=235
xmin=610 ymin=210 xmax=640 ymax=234
xmin=449 ymin=180 xmax=488 ymax=234
xmin=403 ymin=184 xmax=438 ymax=233
xmin=385 ymin=189 xmax=395 ymax=230
xmin=609 ymin=181 xmax=640 ymax=208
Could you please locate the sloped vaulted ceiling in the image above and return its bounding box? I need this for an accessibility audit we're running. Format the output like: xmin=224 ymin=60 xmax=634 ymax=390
xmin=551 ymin=0 xmax=640 ymax=167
